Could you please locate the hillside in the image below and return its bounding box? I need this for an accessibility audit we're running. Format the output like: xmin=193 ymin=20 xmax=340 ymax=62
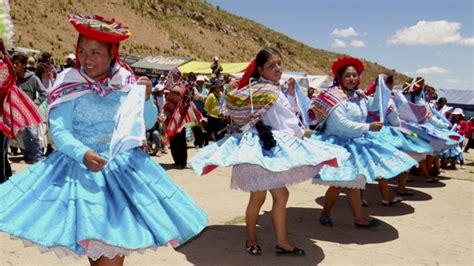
xmin=9 ymin=0 xmax=408 ymax=86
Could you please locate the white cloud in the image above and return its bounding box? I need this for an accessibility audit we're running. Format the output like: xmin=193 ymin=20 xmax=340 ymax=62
xmin=331 ymin=27 xmax=359 ymax=38
xmin=332 ymin=39 xmax=347 ymax=48
xmin=459 ymin=37 xmax=474 ymax=46
xmin=415 ymin=66 xmax=448 ymax=74
xmin=387 ymin=20 xmax=468 ymax=45
xmin=350 ymin=40 xmax=365 ymax=48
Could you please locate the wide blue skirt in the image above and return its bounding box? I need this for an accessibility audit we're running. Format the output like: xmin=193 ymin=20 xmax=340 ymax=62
xmin=312 ymin=133 xmax=418 ymax=188
xmin=401 ymin=121 xmax=462 ymax=153
xmin=0 ymin=148 xmax=208 ymax=257
xmin=189 ymin=131 xmax=349 ymax=191
xmin=368 ymin=126 xmax=433 ymax=159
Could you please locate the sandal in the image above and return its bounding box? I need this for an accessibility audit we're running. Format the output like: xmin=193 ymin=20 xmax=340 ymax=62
xmin=355 ymin=218 xmax=381 ymax=228
xmin=245 ymin=242 xmax=262 ymax=256
xmin=381 ymin=196 xmax=403 ymax=207
xmin=319 ymin=216 xmax=333 ymax=227
xmin=361 ymin=199 xmax=369 ymax=207
xmin=275 ymin=245 xmax=305 ymax=256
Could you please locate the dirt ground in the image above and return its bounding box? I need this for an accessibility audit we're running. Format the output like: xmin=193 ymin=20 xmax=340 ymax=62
xmin=1 ymin=148 xmax=473 ymax=266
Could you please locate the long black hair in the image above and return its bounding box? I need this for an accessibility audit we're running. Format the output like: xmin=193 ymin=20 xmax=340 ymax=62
xmin=251 ymin=48 xmax=281 ymax=150
xmin=251 ymin=47 xmax=281 ymax=82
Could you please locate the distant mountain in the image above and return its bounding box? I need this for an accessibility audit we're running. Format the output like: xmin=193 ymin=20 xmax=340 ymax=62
xmin=9 ymin=0 xmax=408 ymax=86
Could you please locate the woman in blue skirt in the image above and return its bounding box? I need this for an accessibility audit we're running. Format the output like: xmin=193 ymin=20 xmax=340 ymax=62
xmin=0 ymin=15 xmax=207 ymax=266
xmin=309 ymin=56 xmax=418 ymax=227
xmin=190 ymin=48 xmax=348 ymax=256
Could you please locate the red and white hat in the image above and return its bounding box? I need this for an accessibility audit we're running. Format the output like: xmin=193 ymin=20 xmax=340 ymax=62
xmin=331 ymin=55 xmax=365 ymax=77
xmin=69 ymin=14 xmax=131 ymax=68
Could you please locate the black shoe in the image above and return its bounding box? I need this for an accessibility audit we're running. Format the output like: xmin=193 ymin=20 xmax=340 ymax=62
xmin=245 ymin=242 xmax=262 ymax=256
xmin=275 ymin=245 xmax=305 ymax=256
xmin=355 ymin=219 xmax=381 ymax=228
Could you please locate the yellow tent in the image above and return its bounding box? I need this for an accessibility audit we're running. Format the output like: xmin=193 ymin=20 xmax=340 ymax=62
xmin=178 ymin=61 xmax=248 ymax=74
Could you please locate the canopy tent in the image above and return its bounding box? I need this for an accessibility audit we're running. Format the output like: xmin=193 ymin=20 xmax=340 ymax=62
xmin=437 ymin=88 xmax=474 ymax=118
xmin=178 ymin=61 xmax=248 ymax=75
xmin=131 ymin=55 xmax=192 ymax=78
xmin=437 ymin=88 xmax=474 ymax=106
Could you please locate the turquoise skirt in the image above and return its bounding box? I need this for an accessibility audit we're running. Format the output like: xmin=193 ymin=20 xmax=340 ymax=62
xmin=0 ymin=148 xmax=208 ymax=258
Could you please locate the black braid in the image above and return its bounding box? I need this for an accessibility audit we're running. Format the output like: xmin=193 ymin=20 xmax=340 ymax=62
xmin=255 ymin=120 xmax=276 ymax=150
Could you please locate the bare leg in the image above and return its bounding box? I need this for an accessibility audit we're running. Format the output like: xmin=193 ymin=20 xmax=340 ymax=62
xmin=346 ymin=188 xmax=369 ymax=224
xmin=419 ymin=159 xmax=433 ymax=181
xmin=98 ymin=256 xmax=125 ymax=266
xmin=432 ymin=156 xmax=440 ymax=173
xmin=321 ymin=186 xmax=341 ymax=218
xmin=245 ymin=191 xmax=267 ymax=246
xmin=377 ymin=179 xmax=391 ymax=202
xmin=397 ymin=172 xmax=408 ymax=191
xmin=268 ymin=188 xmax=294 ymax=250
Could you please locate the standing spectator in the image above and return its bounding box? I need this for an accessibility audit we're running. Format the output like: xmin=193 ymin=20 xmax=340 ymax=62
xmin=210 ymin=55 xmax=223 ymax=77
xmin=63 ymin=53 xmax=76 ymax=70
xmin=36 ymin=62 xmax=55 ymax=90
xmin=204 ymin=79 xmax=224 ymax=142
xmin=26 ymin=57 xmax=36 ymax=72
xmin=192 ymin=75 xmax=209 ymax=147
xmin=11 ymin=52 xmax=46 ymax=163
xmin=163 ymin=68 xmax=203 ymax=168
xmin=157 ymin=74 xmax=166 ymax=85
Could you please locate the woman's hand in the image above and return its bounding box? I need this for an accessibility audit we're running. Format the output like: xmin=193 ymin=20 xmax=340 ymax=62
xmin=303 ymin=128 xmax=313 ymax=138
xmin=369 ymin=122 xmax=384 ymax=131
xmin=138 ymin=76 xmax=152 ymax=100
xmin=83 ymin=150 xmax=107 ymax=172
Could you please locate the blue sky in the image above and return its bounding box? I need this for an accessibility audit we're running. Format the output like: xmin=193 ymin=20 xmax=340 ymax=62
xmin=207 ymin=0 xmax=473 ymax=90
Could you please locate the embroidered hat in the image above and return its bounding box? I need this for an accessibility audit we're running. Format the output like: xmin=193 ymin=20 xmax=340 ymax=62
xmin=331 ymin=56 xmax=365 ymax=77
xmin=69 ymin=14 xmax=131 ymax=69
xmin=402 ymin=77 xmax=425 ymax=93
xmin=69 ymin=14 xmax=131 ymax=44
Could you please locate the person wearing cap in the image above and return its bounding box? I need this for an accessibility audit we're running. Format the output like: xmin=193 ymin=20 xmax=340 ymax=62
xmin=190 ymin=48 xmax=349 ymax=257
xmin=63 ymin=53 xmax=76 ymax=69
xmin=192 ymin=75 xmax=209 ymax=147
xmin=147 ymin=83 xmax=167 ymax=156
xmin=204 ymin=79 xmax=224 ymax=142
xmin=439 ymin=108 xmax=467 ymax=169
xmin=0 ymin=14 xmax=207 ymax=265
xmin=10 ymin=51 xmax=47 ymax=163
xmin=309 ymin=55 xmax=418 ymax=228
xmin=210 ymin=55 xmax=223 ymax=77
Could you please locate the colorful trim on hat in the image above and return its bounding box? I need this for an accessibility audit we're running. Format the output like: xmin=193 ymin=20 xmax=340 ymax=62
xmin=69 ymin=14 xmax=131 ymax=44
